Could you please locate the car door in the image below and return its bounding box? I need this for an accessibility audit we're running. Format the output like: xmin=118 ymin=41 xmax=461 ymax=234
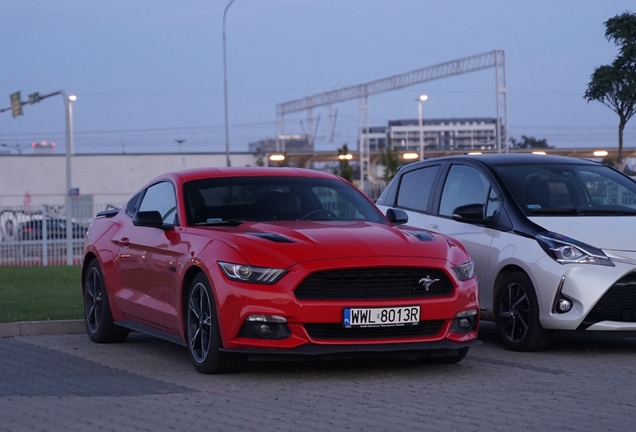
xmin=114 ymin=181 xmax=186 ymax=332
xmin=425 ymin=164 xmax=502 ymax=306
xmin=391 ymin=164 xmax=441 ymax=227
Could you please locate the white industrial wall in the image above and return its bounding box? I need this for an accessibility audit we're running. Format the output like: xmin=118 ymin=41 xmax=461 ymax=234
xmin=0 ymin=153 xmax=257 ymax=207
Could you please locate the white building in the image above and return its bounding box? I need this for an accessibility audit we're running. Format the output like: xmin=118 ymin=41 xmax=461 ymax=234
xmin=365 ymin=117 xmax=500 ymax=152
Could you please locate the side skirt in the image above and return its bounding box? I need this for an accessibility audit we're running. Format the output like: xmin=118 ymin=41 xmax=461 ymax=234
xmin=114 ymin=320 xmax=186 ymax=346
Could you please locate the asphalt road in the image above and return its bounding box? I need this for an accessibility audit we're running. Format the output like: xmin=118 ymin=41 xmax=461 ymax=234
xmin=1 ymin=322 xmax=636 ymax=431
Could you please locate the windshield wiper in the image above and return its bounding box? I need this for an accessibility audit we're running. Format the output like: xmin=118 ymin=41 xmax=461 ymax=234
xmin=527 ymin=207 xmax=580 ymax=215
xmin=575 ymin=207 xmax=636 ymax=215
xmin=194 ymin=219 xmax=244 ymax=226
xmin=528 ymin=206 xmax=636 ymax=216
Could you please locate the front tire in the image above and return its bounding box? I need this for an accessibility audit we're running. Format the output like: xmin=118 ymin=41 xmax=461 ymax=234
xmin=494 ymin=271 xmax=552 ymax=351
xmin=186 ymin=273 xmax=247 ymax=374
xmin=83 ymin=258 xmax=129 ymax=343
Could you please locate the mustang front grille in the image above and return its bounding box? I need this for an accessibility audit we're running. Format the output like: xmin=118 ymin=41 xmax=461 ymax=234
xmin=580 ymin=273 xmax=636 ymax=328
xmin=304 ymin=320 xmax=445 ymax=340
xmin=294 ymin=267 xmax=453 ymax=300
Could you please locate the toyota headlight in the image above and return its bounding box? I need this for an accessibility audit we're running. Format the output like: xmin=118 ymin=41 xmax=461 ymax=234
xmin=536 ymin=232 xmax=614 ymax=267
xmin=219 ymin=262 xmax=287 ymax=284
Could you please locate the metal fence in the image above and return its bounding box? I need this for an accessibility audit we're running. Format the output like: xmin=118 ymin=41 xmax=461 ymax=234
xmin=0 ymin=203 xmax=122 ymax=266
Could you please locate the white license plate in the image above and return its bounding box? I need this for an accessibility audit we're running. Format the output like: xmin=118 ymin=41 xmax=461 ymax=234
xmin=343 ymin=306 xmax=420 ymax=328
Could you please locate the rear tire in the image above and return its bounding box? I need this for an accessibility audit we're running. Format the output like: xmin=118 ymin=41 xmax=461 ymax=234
xmin=417 ymin=347 xmax=469 ymax=365
xmin=494 ymin=271 xmax=552 ymax=351
xmin=186 ymin=272 xmax=247 ymax=374
xmin=83 ymin=258 xmax=129 ymax=343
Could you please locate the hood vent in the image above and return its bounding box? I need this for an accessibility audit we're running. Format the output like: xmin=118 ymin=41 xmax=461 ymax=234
xmin=248 ymin=232 xmax=295 ymax=243
xmin=407 ymin=231 xmax=435 ymax=242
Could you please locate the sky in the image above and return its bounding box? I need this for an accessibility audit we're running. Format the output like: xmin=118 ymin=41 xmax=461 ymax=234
xmin=1 ymin=0 xmax=636 ymax=156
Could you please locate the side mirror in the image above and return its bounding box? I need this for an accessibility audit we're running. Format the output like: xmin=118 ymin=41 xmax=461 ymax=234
xmin=133 ymin=211 xmax=172 ymax=230
xmin=385 ymin=208 xmax=409 ymax=225
xmin=451 ymin=204 xmax=487 ymax=224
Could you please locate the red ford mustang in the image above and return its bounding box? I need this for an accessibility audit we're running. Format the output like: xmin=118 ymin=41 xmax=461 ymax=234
xmin=82 ymin=167 xmax=479 ymax=373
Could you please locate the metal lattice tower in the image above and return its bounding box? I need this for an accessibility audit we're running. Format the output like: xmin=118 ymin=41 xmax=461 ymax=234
xmin=276 ymin=49 xmax=508 ymax=191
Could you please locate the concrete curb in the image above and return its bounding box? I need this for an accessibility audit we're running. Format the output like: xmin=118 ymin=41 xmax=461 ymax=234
xmin=0 ymin=319 xmax=85 ymax=338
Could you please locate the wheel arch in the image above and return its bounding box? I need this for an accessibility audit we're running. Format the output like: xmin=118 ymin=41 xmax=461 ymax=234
xmin=181 ymin=265 xmax=205 ymax=322
xmin=494 ymin=264 xmax=528 ymax=298
xmin=81 ymin=252 xmax=98 ymax=295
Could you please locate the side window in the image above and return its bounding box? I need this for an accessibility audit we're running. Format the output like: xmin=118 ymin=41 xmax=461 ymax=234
xmin=396 ymin=165 xmax=439 ymax=212
xmin=125 ymin=192 xmax=141 ymax=217
xmin=439 ymin=165 xmax=497 ymax=217
xmin=138 ymin=182 xmax=178 ymax=225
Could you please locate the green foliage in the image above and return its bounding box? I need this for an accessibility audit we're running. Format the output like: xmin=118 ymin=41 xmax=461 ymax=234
xmin=380 ymin=143 xmax=401 ymax=182
xmin=585 ymin=11 xmax=636 ymax=168
xmin=335 ymin=144 xmax=354 ymax=182
xmin=0 ymin=266 xmax=83 ymax=323
xmin=510 ymin=135 xmax=553 ymax=150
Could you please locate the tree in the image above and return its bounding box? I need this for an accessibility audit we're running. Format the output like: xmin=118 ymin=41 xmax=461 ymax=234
xmin=335 ymin=143 xmax=354 ymax=182
xmin=509 ymin=135 xmax=553 ymax=150
xmin=585 ymin=11 xmax=636 ymax=170
xmin=380 ymin=139 xmax=401 ymax=182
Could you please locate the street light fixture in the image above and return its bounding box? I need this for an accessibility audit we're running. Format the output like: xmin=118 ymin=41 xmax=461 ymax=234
xmin=417 ymin=94 xmax=428 ymax=161
xmin=223 ymin=0 xmax=237 ymax=168
xmin=0 ymin=142 xmax=31 ymax=155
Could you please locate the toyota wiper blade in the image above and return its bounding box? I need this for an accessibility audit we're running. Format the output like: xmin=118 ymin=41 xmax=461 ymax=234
xmin=527 ymin=207 xmax=579 ymax=215
xmin=575 ymin=208 xmax=636 ymax=215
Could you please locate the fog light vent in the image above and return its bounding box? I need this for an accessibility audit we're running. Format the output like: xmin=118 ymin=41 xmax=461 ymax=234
xmin=239 ymin=316 xmax=291 ymax=340
xmin=556 ymin=297 xmax=572 ymax=314
xmin=451 ymin=309 xmax=478 ymax=334
xmin=458 ymin=318 xmax=472 ymax=332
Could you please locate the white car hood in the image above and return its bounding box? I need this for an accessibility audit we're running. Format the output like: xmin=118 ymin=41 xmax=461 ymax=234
xmin=529 ymin=216 xmax=636 ymax=257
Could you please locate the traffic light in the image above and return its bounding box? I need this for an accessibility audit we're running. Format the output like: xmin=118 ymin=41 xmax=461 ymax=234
xmin=10 ymin=92 xmax=22 ymax=118
xmin=28 ymin=92 xmax=40 ymax=105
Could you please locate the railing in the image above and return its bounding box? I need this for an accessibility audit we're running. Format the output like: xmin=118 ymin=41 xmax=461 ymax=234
xmin=0 ymin=203 xmax=122 ymax=266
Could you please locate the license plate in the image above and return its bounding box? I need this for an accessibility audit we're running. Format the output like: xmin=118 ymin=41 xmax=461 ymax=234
xmin=343 ymin=306 xmax=420 ymax=328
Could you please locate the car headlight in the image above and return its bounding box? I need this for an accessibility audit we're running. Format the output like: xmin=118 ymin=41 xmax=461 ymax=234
xmin=536 ymin=232 xmax=614 ymax=267
xmin=218 ymin=262 xmax=287 ymax=284
xmin=452 ymin=261 xmax=475 ymax=281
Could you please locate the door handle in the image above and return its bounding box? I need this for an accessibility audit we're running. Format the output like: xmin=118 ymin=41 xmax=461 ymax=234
xmin=120 ymin=237 xmax=130 ymax=247
xmin=427 ymin=224 xmax=440 ymax=233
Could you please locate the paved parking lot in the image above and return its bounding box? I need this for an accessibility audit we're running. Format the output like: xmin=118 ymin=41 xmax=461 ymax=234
xmin=1 ymin=323 xmax=636 ymax=431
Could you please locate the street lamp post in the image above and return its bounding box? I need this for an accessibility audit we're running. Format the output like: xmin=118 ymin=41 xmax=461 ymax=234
xmin=418 ymin=94 xmax=428 ymax=161
xmin=63 ymin=92 xmax=77 ymax=265
xmin=223 ymin=0 xmax=237 ymax=168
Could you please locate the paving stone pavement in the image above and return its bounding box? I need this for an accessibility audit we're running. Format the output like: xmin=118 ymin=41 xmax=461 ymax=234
xmin=1 ymin=323 xmax=636 ymax=431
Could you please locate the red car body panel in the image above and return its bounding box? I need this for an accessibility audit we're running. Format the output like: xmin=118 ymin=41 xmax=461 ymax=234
xmin=83 ymin=167 xmax=479 ymax=355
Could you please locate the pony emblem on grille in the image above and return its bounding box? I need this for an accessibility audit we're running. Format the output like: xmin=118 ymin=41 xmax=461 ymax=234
xmin=419 ymin=276 xmax=440 ymax=291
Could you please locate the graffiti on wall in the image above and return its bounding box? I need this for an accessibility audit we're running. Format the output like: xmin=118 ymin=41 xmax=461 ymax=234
xmin=0 ymin=205 xmax=65 ymax=242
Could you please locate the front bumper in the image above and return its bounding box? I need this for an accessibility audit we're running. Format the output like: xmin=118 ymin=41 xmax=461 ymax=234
xmin=209 ymin=256 xmax=480 ymax=351
xmin=532 ymin=256 xmax=636 ymax=331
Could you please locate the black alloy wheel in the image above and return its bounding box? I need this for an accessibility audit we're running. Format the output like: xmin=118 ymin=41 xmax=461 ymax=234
xmin=83 ymin=258 xmax=128 ymax=343
xmin=495 ymin=272 xmax=552 ymax=351
xmin=186 ymin=272 xmax=247 ymax=374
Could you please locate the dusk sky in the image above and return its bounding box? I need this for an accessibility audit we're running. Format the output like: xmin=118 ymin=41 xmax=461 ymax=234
xmin=2 ymin=0 xmax=635 ymax=155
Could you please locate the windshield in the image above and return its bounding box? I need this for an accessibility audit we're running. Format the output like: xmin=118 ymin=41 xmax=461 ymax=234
xmin=494 ymin=162 xmax=636 ymax=216
xmin=183 ymin=176 xmax=387 ymax=226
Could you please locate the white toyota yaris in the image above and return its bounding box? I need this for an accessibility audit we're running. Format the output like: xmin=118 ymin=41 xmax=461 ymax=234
xmin=377 ymin=154 xmax=636 ymax=351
